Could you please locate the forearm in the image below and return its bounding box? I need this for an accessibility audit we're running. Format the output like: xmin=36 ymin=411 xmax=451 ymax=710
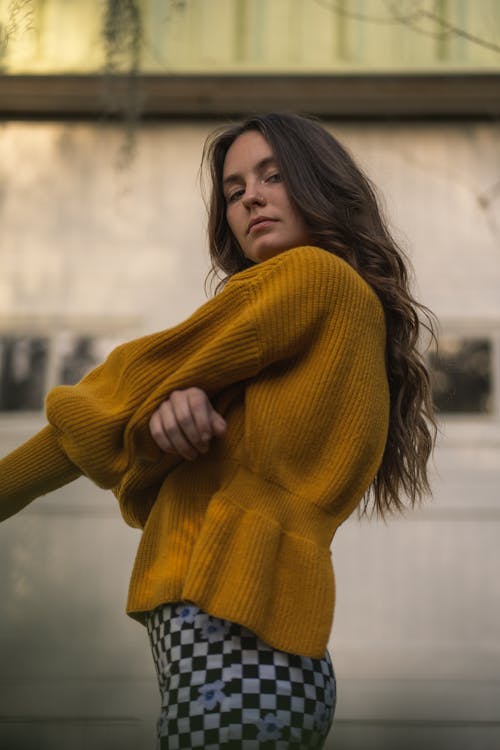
xmin=0 ymin=425 xmax=81 ymax=521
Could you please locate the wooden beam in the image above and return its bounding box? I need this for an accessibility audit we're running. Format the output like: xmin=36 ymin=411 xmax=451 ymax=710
xmin=0 ymin=74 xmax=499 ymax=117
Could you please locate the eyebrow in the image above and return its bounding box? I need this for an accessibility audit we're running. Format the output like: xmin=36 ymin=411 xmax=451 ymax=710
xmin=222 ymin=156 xmax=277 ymax=189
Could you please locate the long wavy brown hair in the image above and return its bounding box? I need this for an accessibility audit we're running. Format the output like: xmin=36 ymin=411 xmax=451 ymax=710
xmin=201 ymin=112 xmax=437 ymax=517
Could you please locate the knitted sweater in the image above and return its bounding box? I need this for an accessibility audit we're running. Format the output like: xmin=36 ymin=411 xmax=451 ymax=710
xmin=0 ymin=246 xmax=389 ymax=657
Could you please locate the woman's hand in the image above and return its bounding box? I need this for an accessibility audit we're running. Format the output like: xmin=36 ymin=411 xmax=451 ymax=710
xmin=148 ymin=387 xmax=227 ymax=461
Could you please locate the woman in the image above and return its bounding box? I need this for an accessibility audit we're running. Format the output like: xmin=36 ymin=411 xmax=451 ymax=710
xmin=0 ymin=113 xmax=436 ymax=749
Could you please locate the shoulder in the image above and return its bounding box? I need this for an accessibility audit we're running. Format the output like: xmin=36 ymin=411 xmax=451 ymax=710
xmin=226 ymin=246 xmax=381 ymax=314
xmin=225 ymin=246 xmax=344 ymax=289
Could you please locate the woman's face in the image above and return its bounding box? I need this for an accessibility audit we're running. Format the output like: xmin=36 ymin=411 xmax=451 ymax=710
xmin=222 ymin=130 xmax=310 ymax=264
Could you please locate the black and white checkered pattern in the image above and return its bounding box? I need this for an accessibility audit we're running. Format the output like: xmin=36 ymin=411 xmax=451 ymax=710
xmin=146 ymin=602 xmax=335 ymax=749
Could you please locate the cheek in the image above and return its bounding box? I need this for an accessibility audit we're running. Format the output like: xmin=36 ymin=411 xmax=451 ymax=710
xmin=287 ymin=207 xmax=307 ymax=235
xmin=291 ymin=216 xmax=310 ymax=246
xmin=281 ymin=194 xmax=306 ymax=231
xmin=226 ymin=212 xmax=246 ymax=252
xmin=226 ymin=208 xmax=240 ymax=238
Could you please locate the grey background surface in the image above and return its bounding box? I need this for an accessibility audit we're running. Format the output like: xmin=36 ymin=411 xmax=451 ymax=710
xmin=0 ymin=120 xmax=499 ymax=749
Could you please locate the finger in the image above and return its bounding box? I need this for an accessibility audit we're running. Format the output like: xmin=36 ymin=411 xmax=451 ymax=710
xmin=185 ymin=389 xmax=228 ymax=448
xmin=186 ymin=388 xmax=217 ymax=449
xmin=169 ymin=390 xmax=210 ymax=453
xmin=148 ymin=410 xmax=178 ymax=454
xmin=211 ymin=410 xmax=227 ymax=437
xmin=157 ymin=399 xmax=199 ymax=460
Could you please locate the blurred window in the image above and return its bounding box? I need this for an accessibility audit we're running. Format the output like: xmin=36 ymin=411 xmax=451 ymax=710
xmin=0 ymin=337 xmax=49 ymax=411
xmin=0 ymin=332 xmax=123 ymax=412
xmin=428 ymin=337 xmax=493 ymax=415
xmin=56 ymin=335 xmax=104 ymax=385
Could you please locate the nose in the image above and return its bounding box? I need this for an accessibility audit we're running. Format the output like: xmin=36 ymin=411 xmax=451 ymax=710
xmin=242 ymin=182 xmax=265 ymax=208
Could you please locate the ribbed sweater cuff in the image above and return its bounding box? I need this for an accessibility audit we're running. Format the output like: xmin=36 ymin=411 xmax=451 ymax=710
xmin=0 ymin=425 xmax=81 ymax=521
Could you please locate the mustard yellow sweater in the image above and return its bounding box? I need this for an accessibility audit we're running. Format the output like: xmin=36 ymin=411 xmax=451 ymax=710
xmin=0 ymin=246 xmax=389 ymax=657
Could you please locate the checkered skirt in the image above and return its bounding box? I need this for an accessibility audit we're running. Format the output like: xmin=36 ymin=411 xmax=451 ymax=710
xmin=146 ymin=602 xmax=336 ymax=749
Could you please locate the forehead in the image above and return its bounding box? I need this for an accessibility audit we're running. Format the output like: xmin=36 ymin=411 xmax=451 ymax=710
xmin=223 ymin=130 xmax=276 ymax=178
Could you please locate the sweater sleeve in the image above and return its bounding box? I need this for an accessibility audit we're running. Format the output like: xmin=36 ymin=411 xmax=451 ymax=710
xmin=0 ymin=246 xmax=330 ymax=523
xmin=0 ymin=426 xmax=82 ymax=522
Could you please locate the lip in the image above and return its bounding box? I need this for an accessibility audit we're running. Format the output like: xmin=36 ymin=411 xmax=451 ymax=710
xmin=247 ymin=216 xmax=277 ymax=234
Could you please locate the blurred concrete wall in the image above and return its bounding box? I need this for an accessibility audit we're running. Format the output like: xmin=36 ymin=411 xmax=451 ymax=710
xmin=0 ymin=120 xmax=499 ymax=749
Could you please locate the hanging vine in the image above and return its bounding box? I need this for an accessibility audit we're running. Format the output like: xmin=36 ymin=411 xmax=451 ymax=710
xmin=0 ymin=0 xmax=33 ymax=71
xmin=101 ymin=0 xmax=143 ymax=167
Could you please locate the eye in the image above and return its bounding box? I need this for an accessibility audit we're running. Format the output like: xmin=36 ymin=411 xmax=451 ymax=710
xmin=227 ymin=188 xmax=244 ymax=204
xmin=265 ymin=172 xmax=282 ymax=183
